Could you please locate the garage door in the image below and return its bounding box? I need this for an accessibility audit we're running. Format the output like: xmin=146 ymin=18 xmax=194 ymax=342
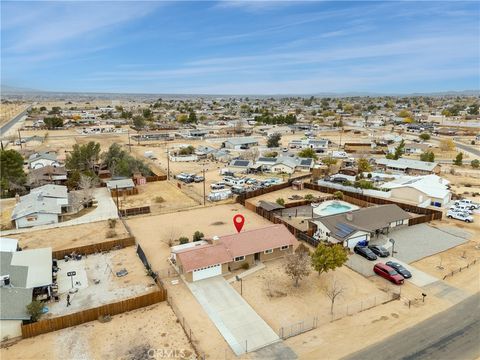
xmin=347 ymin=235 xmax=368 ymax=249
xmin=192 ymin=264 xmax=222 ymax=281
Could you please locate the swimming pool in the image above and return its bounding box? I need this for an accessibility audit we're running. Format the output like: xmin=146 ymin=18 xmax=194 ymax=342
xmin=312 ymin=200 xmax=359 ymax=217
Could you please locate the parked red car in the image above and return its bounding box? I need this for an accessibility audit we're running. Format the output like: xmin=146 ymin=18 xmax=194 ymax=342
xmin=373 ymin=263 xmax=404 ymax=285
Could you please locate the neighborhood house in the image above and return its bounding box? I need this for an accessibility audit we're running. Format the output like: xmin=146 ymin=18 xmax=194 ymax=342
xmin=171 ymin=224 xmax=298 ymax=282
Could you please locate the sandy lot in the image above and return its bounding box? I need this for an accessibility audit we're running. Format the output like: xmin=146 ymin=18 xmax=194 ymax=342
xmin=1 ymin=302 xmax=195 ymax=360
xmin=246 ymin=187 xmax=329 ymax=207
xmin=47 ymin=247 xmax=157 ymax=317
xmin=10 ymin=220 xmax=130 ymax=251
xmin=228 ymin=258 xmax=390 ymax=332
xmin=126 ymin=204 xmax=272 ymax=272
xmin=0 ymin=102 xmax=29 ymax=126
xmin=0 ymin=198 xmax=16 ymax=230
xmin=119 ymin=181 xmax=198 ymax=214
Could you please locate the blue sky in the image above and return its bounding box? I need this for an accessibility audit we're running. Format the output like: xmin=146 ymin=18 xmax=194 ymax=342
xmin=1 ymin=1 xmax=479 ymax=94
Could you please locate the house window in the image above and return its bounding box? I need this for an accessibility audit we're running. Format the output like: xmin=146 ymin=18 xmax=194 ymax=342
xmin=280 ymin=245 xmax=289 ymax=251
xmin=395 ymin=220 xmax=404 ymax=226
xmin=264 ymin=249 xmax=273 ymax=254
xmin=26 ymin=216 xmax=37 ymax=222
xmin=234 ymin=256 xmax=245 ymax=262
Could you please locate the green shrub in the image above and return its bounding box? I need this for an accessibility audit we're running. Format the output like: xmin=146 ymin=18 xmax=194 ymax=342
xmin=178 ymin=236 xmax=189 ymax=244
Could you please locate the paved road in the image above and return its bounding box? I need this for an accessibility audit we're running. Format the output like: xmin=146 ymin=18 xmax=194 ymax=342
xmin=343 ymin=292 xmax=480 ymax=360
xmin=0 ymin=105 xmax=31 ymax=136
xmin=455 ymin=141 xmax=480 ymax=157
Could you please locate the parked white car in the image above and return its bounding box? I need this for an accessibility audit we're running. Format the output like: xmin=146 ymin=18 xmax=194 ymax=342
xmin=450 ymin=204 xmax=473 ymax=214
xmin=454 ymin=200 xmax=479 ymax=210
xmin=447 ymin=210 xmax=474 ymax=223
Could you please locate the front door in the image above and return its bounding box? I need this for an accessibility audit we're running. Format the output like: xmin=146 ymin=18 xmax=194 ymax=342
xmin=254 ymin=252 xmax=260 ymax=261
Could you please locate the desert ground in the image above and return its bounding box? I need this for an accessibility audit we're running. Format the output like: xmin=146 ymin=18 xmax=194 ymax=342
xmin=126 ymin=203 xmax=272 ymax=272
xmin=0 ymin=102 xmax=29 ymax=126
xmin=10 ymin=220 xmax=130 ymax=251
xmin=0 ymin=302 xmax=195 ymax=360
xmin=245 ymin=188 xmax=330 ymax=207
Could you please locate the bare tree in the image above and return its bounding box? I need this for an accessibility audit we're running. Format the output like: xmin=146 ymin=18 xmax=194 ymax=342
xmin=241 ymin=147 xmax=259 ymax=162
xmin=79 ymin=174 xmax=99 ymax=203
xmin=163 ymin=226 xmax=179 ymax=247
xmin=284 ymin=250 xmax=311 ymax=287
xmin=324 ymin=279 xmax=344 ymax=315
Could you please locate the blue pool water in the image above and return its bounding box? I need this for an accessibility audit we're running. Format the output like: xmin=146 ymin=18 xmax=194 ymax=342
xmin=319 ymin=202 xmax=355 ymax=216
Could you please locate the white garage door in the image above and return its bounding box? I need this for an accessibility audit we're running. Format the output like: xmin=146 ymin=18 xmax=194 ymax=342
xmin=347 ymin=235 xmax=368 ymax=249
xmin=192 ymin=264 xmax=222 ymax=281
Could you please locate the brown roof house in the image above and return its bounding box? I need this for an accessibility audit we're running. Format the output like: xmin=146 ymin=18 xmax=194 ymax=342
xmin=309 ymin=204 xmax=410 ymax=249
xmin=170 ymin=224 xmax=298 ymax=282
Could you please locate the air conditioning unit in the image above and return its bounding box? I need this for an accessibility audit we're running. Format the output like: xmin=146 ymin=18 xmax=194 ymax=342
xmin=0 ymin=275 xmax=11 ymax=287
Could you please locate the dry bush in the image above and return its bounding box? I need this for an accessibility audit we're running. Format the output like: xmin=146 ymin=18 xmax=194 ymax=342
xmin=155 ymin=196 xmax=165 ymax=203
xmin=106 ymin=230 xmax=117 ymax=238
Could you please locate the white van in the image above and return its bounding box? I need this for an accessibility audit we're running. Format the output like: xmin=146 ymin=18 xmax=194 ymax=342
xmin=223 ymin=177 xmax=246 ymax=186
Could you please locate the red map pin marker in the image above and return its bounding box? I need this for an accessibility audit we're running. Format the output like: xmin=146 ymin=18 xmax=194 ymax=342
xmin=233 ymin=214 xmax=245 ymax=233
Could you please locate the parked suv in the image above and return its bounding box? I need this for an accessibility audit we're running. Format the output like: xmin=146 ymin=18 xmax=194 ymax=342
xmin=447 ymin=210 xmax=473 ymax=223
xmin=373 ymin=263 xmax=404 ymax=285
xmin=354 ymin=245 xmax=377 ymax=261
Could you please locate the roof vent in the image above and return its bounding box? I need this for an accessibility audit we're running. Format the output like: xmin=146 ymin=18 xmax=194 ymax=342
xmin=346 ymin=212 xmax=353 ymax=221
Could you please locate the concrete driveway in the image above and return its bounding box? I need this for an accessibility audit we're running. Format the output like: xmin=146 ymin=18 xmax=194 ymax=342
xmin=347 ymin=254 xmax=438 ymax=287
xmin=387 ymin=224 xmax=469 ymax=263
xmin=187 ymin=276 xmax=280 ymax=355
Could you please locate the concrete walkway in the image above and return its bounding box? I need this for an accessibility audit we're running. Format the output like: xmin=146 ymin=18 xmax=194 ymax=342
xmin=187 ymin=276 xmax=280 ymax=355
xmin=227 ymin=262 xmax=265 ymax=283
xmin=3 ymin=188 xmax=118 ymax=235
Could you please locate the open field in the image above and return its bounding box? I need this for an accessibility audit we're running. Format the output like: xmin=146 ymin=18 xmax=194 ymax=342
xmin=119 ymin=181 xmax=198 ymax=214
xmin=46 ymin=247 xmax=157 ymax=317
xmin=228 ymin=258 xmax=389 ymax=332
xmin=126 ymin=204 xmax=272 ymax=272
xmin=10 ymin=220 xmax=130 ymax=251
xmin=246 ymin=187 xmax=329 ymax=207
xmin=0 ymin=102 xmax=29 ymax=127
xmin=0 ymin=302 xmax=195 ymax=360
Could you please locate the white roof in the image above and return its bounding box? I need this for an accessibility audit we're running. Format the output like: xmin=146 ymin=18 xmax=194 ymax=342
xmin=11 ymin=193 xmax=63 ymax=220
xmin=0 ymin=237 xmax=18 ymax=252
xmin=106 ymin=178 xmax=135 ymax=190
xmin=382 ymin=175 xmax=450 ymax=199
xmin=10 ymin=247 xmax=52 ymax=288
xmin=30 ymin=184 xmax=68 ymax=199
xmin=375 ymin=158 xmax=438 ymax=172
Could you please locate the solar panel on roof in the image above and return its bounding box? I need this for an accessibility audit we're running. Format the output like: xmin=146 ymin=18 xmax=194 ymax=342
xmin=334 ymin=223 xmax=355 ymax=238
xmin=234 ymin=160 xmax=250 ymax=166
xmin=300 ymin=159 xmax=312 ymax=166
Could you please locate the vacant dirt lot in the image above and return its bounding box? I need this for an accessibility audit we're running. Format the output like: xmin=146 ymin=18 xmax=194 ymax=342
xmin=1 ymin=302 xmax=195 ymax=360
xmin=246 ymin=187 xmax=330 ymax=207
xmin=0 ymin=198 xmax=16 ymax=230
xmin=229 ymin=258 xmax=389 ymax=332
xmin=11 ymin=220 xmax=130 ymax=251
xmin=119 ymin=181 xmax=198 ymax=214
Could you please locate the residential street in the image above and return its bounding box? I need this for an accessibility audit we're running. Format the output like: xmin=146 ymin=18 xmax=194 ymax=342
xmin=343 ymin=292 xmax=480 ymax=360
xmin=455 ymin=141 xmax=480 ymax=157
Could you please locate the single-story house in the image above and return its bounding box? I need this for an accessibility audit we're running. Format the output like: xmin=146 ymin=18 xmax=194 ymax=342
xmin=27 ymin=166 xmax=68 ymax=187
xmin=171 ymin=224 xmax=298 ymax=282
xmin=375 ymin=158 xmax=440 ymax=175
xmin=309 ymin=204 xmax=410 ymax=248
xmin=269 ymin=157 xmax=315 ymax=174
xmin=228 ymin=159 xmax=253 ymax=173
xmin=288 ymin=139 xmax=329 ymax=152
xmin=27 ymin=152 xmax=60 ymax=170
xmin=0 ymin=245 xmax=53 ymax=340
xmin=11 ymin=185 xmax=69 ymax=229
xmin=381 ymin=174 xmax=451 ymax=207
xmin=222 ymin=137 xmax=258 ymax=150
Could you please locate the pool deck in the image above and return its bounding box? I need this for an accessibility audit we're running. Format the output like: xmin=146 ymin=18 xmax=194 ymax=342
xmin=313 ymin=200 xmax=359 ymax=217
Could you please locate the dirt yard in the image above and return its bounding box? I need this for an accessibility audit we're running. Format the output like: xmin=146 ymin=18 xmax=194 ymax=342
xmin=11 ymin=220 xmax=130 ymax=251
xmin=1 ymin=302 xmax=195 ymax=360
xmin=228 ymin=258 xmax=389 ymax=332
xmin=126 ymin=204 xmax=272 ymax=273
xmin=0 ymin=198 xmax=16 ymax=230
xmin=46 ymin=247 xmax=157 ymax=317
xmin=246 ymin=187 xmax=330 ymax=207
xmin=119 ymin=181 xmax=198 ymax=214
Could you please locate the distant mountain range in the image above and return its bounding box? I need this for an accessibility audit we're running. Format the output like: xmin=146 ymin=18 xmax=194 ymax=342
xmin=1 ymin=84 xmax=479 ymax=98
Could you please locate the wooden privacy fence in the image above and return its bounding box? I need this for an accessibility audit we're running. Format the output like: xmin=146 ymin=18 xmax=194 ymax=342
xmin=146 ymin=174 xmax=167 ymax=182
xmin=119 ymin=206 xmax=151 ymax=217
xmin=52 ymin=236 xmax=136 ymax=259
xmin=110 ymin=188 xmax=139 ymax=197
xmin=21 ymin=290 xmax=167 ymax=338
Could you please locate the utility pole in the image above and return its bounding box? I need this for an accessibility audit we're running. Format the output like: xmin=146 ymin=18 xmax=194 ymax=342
xmin=115 ymin=185 xmax=120 ymax=212
xmin=128 ymin=129 xmax=131 ymax=152
xmin=167 ymin=149 xmax=170 ymax=180
xmin=203 ymin=166 xmax=206 ymax=206
xmin=18 ymin=129 xmax=22 ymax=149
